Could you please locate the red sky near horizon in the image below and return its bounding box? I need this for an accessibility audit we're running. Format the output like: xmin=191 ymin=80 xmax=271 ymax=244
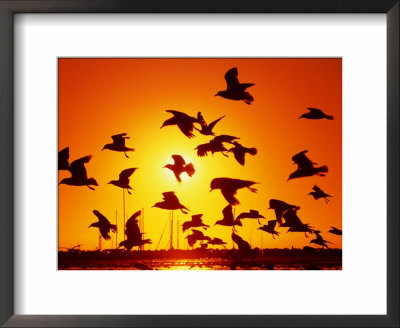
xmin=58 ymin=58 xmax=342 ymax=251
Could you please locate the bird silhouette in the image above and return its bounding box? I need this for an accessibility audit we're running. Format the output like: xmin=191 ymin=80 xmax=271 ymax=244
xmin=108 ymin=168 xmax=138 ymax=195
xmin=161 ymin=110 xmax=201 ymax=138
xmin=299 ymin=107 xmax=334 ymax=120
xmin=236 ymin=210 xmax=265 ymax=224
xmin=58 ymin=147 xmax=70 ymax=170
xmin=164 ymin=155 xmax=195 ymax=183
xmin=118 ymin=210 xmax=152 ymax=250
xmin=258 ymin=220 xmax=280 ymax=239
xmin=195 ymin=135 xmax=238 ymax=157
xmin=102 ymin=133 xmax=135 ymax=158
xmin=185 ymin=229 xmax=211 ymax=247
xmin=310 ymin=230 xmax=333 ymax=248
xmin=231 ymin=232 xmax=251 ymax=252
xmin=89 ymin=210 xmax=117 ymax=240
xmin=210 ymin=177 xmax=258 ymax=205
xmin=207 ymin=237 xmax=227 ymax=247
xmin=268 ymin=199 xmax=300 ymax=224
xmin=281 ymin=209 xmax=313 ymax=237
xmin=152 ymin=191 xmax=189 ymax=214
xmin=195 ymin=140 xmax=229 ymax=157
xmin=288 ymin=150 xmax=328 ymax=181
xmin=214 ymin=205 xmax=242 ymax=232
xmin=229 ymin=141 xmax=257 ymax=165
xmin=308 ymin=185 xmax=332 ymax=203
xmin=59 ymin=155 xmax=98 ymax=190
xmin=182 ymin=214 xmax=209 ymax=232
xmin=195 ymin=113 xmax=225 ymax=136
xmin=328 ymin=227 xmax=342 ymax=235
xmin=215 ymin=67 xmax=254 ymax=105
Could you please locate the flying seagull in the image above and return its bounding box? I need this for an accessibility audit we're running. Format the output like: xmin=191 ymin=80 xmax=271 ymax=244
xmin=59 ymin=155 xmax=98 ymax=190
xmin=229 ymin=141 xmax=257 ymax=166
xmin=214 ymin=204 xmax=242 ymax=232
xmin=288 ymin=150 xmax=328 ymax=181
xmin=182 ymin=214 xmax=210 ymax=232
xmin=210 ymin=177 xmax=258 ymax=205
xmin=258 ymin=220 xmax=280 ymax=239
xmin=161 ymin=110 xmax=201 ymax=138
xmin=89 ymin=210 xmax=117 ymax=240
xmin=268 ymin=199 xmax=300 ymax=224
xmin=119 ymin=210 xmax=152 ymax=250
xmin=308 ymin=185 xmax=332 ymax=203
xmin=152 ymin=191 xmax=189 ymax=214
xmin=215 ymin=67 xmax=254 ymax=105
xmin=236 ymin=210 xmax=265 ymax=224
xmin=102 ymin=133 xmax=135 ymax=158
xmin=195 ymin=113 xmax=225 ymax=136
xmin=164 ymin=155 xmax=195 ymax=183
xmin=328 ymin=227 xmax=342 ymax=235
xmin=299 ymin=107 xmax=334 ymax=120
xmin=108 ymin=168 xmax=138 ymax=195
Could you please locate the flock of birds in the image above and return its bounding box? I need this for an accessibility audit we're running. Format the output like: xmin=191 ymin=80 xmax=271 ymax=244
xmin=59 ymin=67 xmax=341 ymax=253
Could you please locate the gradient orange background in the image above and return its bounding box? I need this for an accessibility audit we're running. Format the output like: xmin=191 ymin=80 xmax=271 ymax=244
xmin=58 ymin=58 xmax=342 ymax=251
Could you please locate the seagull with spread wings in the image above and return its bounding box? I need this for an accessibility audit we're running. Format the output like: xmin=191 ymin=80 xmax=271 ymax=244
xmin=102 ymin=133 xmax=135 ymax=158
xmin=308 ymin=185 xmax=332 ymax=203
xmin=119 ymin=210 xmax=152 ymax=250
xmin=268 ymin=199 xmax=300 ymax=224
xmin=281 ymin=209 xmax=313 ymax=237
xmin=108 ymin=168 xmax=138 ymax=195
xmin=195 ymin=135 xmax=239 ymax=157
xmin=258 ymin=220 xmax=280 ymax=239
xmin=299 ymin=107 xmax=334 ymax=120
xmin=214 ymin=205 xmax=242 ymax=232
xmin=310 ymin=230 xmax=333 ymax=248
xmin=89 ymin=210 xmax=117 ymax=240
xmin=328 ymin=227 xmax=342 ymax=235
xmin=215 ymin=67 xmax=254 ymax=105
xmin=288 ymin=150 xmax=328 ymax=181
xmin=152 ymin=191 xmax=189 ymax=214
xmin=182 ymin=214 xmax=209 ymax=232
xmin=164 ymin=155 xmax=195 ymax=183
xmin=229 ymin=141 xmax=257 ymax=166
xmin=236 ymin=210 xmax=265 ymax=225
xmin=59 ymin=155 xmax=98 ymax=190
xmin=195 ymin=112 xmax=225 ymax=136
xmin=161 ymin=110 xmax=201 ymax=138
xmin=210 ymin=177 xmax=258 ymax=205
xmin=185 ymin=229 xmax=211 ymax=248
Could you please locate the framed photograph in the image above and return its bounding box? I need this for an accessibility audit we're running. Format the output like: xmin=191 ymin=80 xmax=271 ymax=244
xmin=0 ymin=0 xmax=398 ymax=327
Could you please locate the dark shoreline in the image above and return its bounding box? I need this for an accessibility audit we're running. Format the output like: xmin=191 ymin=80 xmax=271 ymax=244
xmin=58 ymin=248 xmax=342 ymax=270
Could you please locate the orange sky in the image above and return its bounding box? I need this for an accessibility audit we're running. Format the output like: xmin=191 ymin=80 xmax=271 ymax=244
xmin=58 ymin=58 xmax=342 ymax=251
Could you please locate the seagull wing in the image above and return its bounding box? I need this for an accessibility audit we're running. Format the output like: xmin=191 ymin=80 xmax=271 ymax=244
xmin=236 ymin=212 xmax=250 ymax=220
xmin=267 ymin=220 xmax=277 ymax=229
xmin=58 ymin=147 xmax=70 ymax=170
xmin=111 ymin=133 xmax=127 ymax=147
xmin=208 ymin=115 xmax=225 ymax=131
xmin=225 ymin=67 xmax=240 ymax=91
xmin=172 ymin=155 xmax=186 ymax=167
xmin=119 ymin=168 xmax=137 ymax=183
xmin=69 ymin=155 xmax=91 ymax=179
xmin=292 ymin=150 xmax=314 ymax=170
xmin=307 ymin=107 xmax=324 ymax=115
xmin=162 ymin=191 xmax=179 ymax=203
xmin=231 ymin=147 xmax=245 ymax=165
xmin=222 ymin=205 xmax=234 ymax=223
xmin=213 ymin=135 xmax=239 ymax=144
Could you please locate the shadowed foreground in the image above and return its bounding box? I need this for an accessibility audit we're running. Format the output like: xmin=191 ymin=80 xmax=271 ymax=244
xmin=58 ymin=248 xmax=341 ymax=270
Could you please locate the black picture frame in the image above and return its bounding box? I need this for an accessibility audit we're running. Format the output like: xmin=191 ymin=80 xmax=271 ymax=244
xmin=0 ymin=1 xmax=398 ymax=327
